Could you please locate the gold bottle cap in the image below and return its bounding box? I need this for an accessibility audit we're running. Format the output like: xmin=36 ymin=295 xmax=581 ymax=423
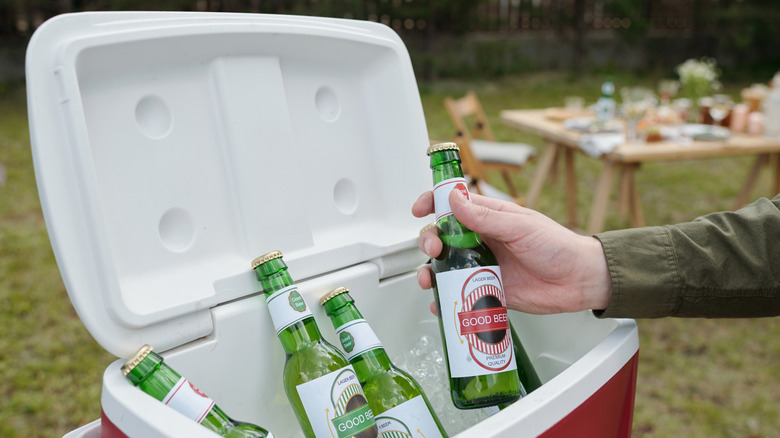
xmin=121 ymin=344 xmax=153 ymax=376
xmin=251 ymin=250 xmax=283 ymax=269
xmin=426 ymin=142 xmax=459 ymax=155
xmin=419 ymin=222 xmax=437 ymax=235
xmin=320 ymin=286 xmax=349 ymax=306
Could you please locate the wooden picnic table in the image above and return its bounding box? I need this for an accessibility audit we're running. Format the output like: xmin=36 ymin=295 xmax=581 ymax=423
xmin=500 ymin=108 xmax=780 ymax=234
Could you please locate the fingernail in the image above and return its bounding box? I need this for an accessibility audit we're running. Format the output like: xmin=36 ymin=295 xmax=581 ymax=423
xmin=417 ymin=266 xmax=431 ymax=290
xmin=452 ymin=189 xmax=468 ymax=204
xmin=423 ymin=237 xmax=432 ymax=256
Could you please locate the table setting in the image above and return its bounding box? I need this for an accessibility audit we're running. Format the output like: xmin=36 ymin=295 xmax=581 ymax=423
xmin=541 ymin=60 xmax=780 ymax=160
xmin=499 ymin=60 xmax=780 ymax=234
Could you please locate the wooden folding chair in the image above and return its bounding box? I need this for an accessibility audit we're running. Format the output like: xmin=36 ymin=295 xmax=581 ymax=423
xmin=444 ymin=91 xmax=535 ymax=202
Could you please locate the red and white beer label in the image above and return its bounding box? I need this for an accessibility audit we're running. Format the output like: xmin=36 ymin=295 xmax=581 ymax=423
xmin=162 ymin=377 xmax=215 ymax=424
xmin=435 ymin=265 xmax=517 ymax=378
xmin=433 ymin=177 xmax=470 ymax=223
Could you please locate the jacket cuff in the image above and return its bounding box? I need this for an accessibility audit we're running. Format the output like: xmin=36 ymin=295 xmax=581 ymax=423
xmin=592 ymin=226 xmax=681 ymax=318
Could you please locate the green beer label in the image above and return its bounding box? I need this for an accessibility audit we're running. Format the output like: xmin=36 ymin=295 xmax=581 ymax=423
xmin=288 ymin=290 xmax=307 ymax=312
xmin=332 ymin=401 xmax=374 ymax=438
xmin=339 ymin=332 xmax=355 ymax=353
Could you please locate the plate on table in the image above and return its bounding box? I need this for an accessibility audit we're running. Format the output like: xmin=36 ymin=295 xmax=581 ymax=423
xmin=681 ymin=124 xmax=730 ymax=141
xmin=564 ymin=117 xmax=622 ymax=133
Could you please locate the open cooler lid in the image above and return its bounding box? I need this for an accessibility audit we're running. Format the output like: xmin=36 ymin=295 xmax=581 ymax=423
xmin=26 ymin=12 xmax=431 ymax=357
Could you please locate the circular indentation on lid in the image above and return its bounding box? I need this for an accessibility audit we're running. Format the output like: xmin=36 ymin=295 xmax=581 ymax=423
xmin=315 ymin=86 xmax=340 ymax=122
xmin=158 ymin=208 xmax=194 ymax=252
xmin=135 ymin=95 xmax=173 ymax=139
xmin=333 ymin=178 xmax=358 ymax=215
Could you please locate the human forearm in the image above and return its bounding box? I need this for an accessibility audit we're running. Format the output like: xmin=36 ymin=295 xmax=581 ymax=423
xmin=594 ymin=196 xmax=780 ymax=318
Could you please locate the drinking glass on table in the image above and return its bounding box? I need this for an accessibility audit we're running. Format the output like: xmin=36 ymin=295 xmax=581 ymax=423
xmin=621 ymin=87 xmax=655 ymax=144
xmin=709 ymin=94 xmax=733 ymax=129
xmin=565 ymin=95 xmax=585 ymax=111
xmin=658 ymin=79 xmax=679 ymax=104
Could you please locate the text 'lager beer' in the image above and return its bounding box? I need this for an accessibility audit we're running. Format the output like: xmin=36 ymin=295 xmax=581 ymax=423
xmin=121 ymin=345 xmax=274 ymax=437
xmin=252 ymin=251 xmax=378 ymax=438
xmin=320 ymin=287 xmax=449 ymax=438
xmin=425 ymin=142 xmax=523 ymax=409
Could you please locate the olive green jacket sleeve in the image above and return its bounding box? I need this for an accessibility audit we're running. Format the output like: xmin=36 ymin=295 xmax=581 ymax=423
xmin=593 ymin=195 xmax=780 ymax=318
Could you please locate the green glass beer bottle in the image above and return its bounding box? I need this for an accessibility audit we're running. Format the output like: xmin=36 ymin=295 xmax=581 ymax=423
xmin=121 ymin=344 xmax=274 ymax=438
xmin=251 ymin=251 xmax=378 ymax=438
xmin=510 ymin=325 xmax=543 ymax=394
xmin=497 ymin=327 xmax=546 ymax=409
xmin=423 ymin=224 xmax=542 ymax=399
xmin=320 ymin=287 xmax=449 ymax=438
xmin=425 ymin=142 xmax=523 ymax=409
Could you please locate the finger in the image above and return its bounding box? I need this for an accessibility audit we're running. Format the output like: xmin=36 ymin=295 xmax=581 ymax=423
xmin=411 ymin=191 xmax=435 ymax=218
xmin=418 ymin=228 xmax=443 ymax=258
xmin=417 ymin=264 xmax=433 ymax=290
xmin=450 ymin=189 xmax=531 ymax=242
xmin=468 ymin=192 xmax=527 ymax=214
xmin=429 ymin=301 xmax=438 ymax=316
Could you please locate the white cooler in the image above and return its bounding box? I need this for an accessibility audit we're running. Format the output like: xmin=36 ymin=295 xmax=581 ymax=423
xmin=25 ymin=12 xmax=639 ymax=438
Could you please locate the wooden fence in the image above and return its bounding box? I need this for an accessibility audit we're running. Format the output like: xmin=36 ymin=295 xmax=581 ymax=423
xmin=1 ymin=0 xmax=777 ymax=81
xmin=0 ymin=0 xmax=731 ymax=37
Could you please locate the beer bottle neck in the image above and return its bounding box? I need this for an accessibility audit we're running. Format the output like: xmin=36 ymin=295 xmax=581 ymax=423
xmin=126 ymin=352 xmax=235 ymax=432
xmin=277 ymin=318 xmax=324 ymax=355
xmin=256 ymin=259 xmax=295 ymax=292
xmin=323 ymin=294 xmax=393 ymax=378
xmin=351 ymin=350 xmax=393 ymax=380
xmin=429 ymin=150 xmax=481 ymax=248
xmin=430 ymin=151 xmax=464 ymax=182
xmin=255 ymin=258 xmax=323 ymax=355
xmin=126 ymin=352 xmax=178 ymax=399
xmin=323 ymin=293 xmax=362 ymax=328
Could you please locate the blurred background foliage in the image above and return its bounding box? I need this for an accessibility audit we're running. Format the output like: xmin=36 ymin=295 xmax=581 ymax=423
xmin=2 ymin=0 xmax=780 ymax=81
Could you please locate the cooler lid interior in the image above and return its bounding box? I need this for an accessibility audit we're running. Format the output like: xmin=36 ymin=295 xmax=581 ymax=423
xmin=26 ymin=12 xmax=431 ymax=356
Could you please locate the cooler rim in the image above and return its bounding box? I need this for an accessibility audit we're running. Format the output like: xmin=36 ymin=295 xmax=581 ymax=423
xmin=455 ymin=318 xmax=639 ymax=437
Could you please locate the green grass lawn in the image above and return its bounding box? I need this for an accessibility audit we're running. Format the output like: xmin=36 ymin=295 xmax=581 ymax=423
xmin=2 ymin=71 xmax=779 ymax=437
xmin=0 ymin=83 xmax=116 ymax=436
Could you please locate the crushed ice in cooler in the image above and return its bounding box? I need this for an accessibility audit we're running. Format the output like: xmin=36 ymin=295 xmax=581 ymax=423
xmin=397 ymin=334 xmax=492 ymax=435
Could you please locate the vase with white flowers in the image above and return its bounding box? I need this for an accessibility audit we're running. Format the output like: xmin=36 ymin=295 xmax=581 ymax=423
xmin=676 ymin=57 xmax=721 ymax=122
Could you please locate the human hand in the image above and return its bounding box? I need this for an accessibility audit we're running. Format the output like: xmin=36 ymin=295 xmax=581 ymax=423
xmin=413 ymin=189 xmax=612 ymax=314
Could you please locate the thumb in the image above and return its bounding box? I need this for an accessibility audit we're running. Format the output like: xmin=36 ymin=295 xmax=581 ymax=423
xmin=450 ymin=189 xmax=522 ymax=242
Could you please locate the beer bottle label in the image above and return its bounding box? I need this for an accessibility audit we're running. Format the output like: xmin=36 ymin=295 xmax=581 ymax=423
xmin=266 ymin=284 xmax=314 ymax=334
xmin=296 ymin=366 xmax=377 ymax=438
xmin=432 ymin=177 xmax=470 ymax=223
xmin=162 ymin=377 xmax=215 ymax=424
xmin=375 ymin=395 xmax=444 ymax=438
xmin=435 ymin=265 xmax=517 ymax=378
xmin=334 ymin=319 xmax=382 ymax=362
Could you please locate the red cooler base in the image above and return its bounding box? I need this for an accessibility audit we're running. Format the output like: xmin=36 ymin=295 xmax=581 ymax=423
xmin=540 ymin=351 xmax=639 ymax=438
xmin=101 ymin=409 xmax=128 ymax=438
